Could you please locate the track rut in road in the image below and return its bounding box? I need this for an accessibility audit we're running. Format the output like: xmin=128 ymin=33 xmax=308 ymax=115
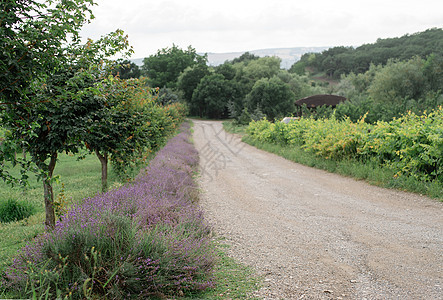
xmin=193 ymin=120 xmax=442 ymax=299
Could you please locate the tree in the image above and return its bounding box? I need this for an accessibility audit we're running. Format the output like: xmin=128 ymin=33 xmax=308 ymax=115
xmin=191 ymin=74 xmax=240 ymax=119
xmin=142 ymin=44 xmax=207 ymax=89
xmin=229 ymin=56 xmax=283 ymax=100
xmin=82 ymin=77 xmax=159 ymax=192
xmin=0 ymin=0 xmax=98 ymax=228
xmin=298 ymin=28 xmax=443 ymax=78
xmin=0 ymin=0 xmax=95 ymax=106
xmin=177 ymin=64 xmax=210 ymax=107
xmin=229 ymin=52 xmax=260 ymax=64
xmin=368 ymin=57 xmax=426 ymax=105
xmin=245 ymin=76 xmax=295 ymax=120
xmin=157 ymin=87 xmax=179 ymax=105
xmin=1 ymin=0 xmax=132 ymax=228
xmin=242 ymin=56 xmax=281 ymax=81
xmin=277 ymin=70 xmax=319 ymax=100
xmin=114 ymin=59 xmax=141 ymax=79
xmin=215 ymin=62 xmax=237 ymax=80
xmin=423 ymin=54 xmax=443 ymax=92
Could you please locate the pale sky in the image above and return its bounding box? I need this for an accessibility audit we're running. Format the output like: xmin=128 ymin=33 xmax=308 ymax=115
xmin=79 ymin=0 xmax=443 ymax=59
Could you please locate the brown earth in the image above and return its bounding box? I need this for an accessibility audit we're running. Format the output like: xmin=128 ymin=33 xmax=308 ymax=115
xmin=192 ymin=120 xmax=443 ymax=300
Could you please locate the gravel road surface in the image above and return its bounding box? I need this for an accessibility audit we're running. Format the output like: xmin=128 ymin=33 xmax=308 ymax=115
xmin=193 ymin=120 xmax=442 ymax=300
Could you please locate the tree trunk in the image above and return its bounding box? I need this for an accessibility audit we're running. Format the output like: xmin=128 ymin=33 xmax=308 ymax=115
xmin=43 ymin=153 xmax=57 ymax=229
xmin=96 ymin=150 xmax=108 ymax=193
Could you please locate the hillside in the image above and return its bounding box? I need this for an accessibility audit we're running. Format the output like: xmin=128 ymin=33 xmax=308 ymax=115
xmin=204 ymin=47 xmax=329 ymax=69
xmin=294 ymin=27 xmax=443 ymax=78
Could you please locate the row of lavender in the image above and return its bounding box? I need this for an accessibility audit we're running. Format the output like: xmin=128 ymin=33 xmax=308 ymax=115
xmin=2 ymin=122 xmax=215 ymax=299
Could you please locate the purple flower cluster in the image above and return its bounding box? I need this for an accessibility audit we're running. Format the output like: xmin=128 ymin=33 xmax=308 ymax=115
xmin=3 ymin=122 xmax=215 ymax=298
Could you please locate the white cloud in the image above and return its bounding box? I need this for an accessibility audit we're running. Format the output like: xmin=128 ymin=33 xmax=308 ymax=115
xmin=80 ymin=0 xmax=443 ymax=58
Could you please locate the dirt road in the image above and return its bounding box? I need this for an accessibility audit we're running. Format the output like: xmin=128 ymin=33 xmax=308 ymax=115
xmin=192 ymin=120 xmax=442 ymax=299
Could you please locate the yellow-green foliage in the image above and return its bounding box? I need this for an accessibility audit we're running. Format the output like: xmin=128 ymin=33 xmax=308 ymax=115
xmin=247 ymin=107 xmax=443 ymax=182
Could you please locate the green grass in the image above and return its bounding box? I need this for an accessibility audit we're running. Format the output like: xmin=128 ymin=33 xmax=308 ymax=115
xmin=224 ymin=120 xmax=442 ymax=200
xmin=185 ymin=239 xmax=261 ymax=300
xmin=222 ymin=120 xmax=249 ymax=135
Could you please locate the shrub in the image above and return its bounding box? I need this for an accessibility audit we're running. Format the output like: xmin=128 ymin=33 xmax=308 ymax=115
xmin=247 ymin=106 xmax=443 ymax=183
xmin=0 ymin=199 xmax=35 ymax=223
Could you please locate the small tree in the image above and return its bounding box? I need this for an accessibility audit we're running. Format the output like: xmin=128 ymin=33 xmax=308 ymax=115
xmin=1 ymin=18 xmax=132 ymax=228
xmin=192 ymin=74 xmax=240 ymax=119
xmin=245 ymin=76 xmax=295 ymax=121
xmin=82 ymin=77 xmax=159 ymax=192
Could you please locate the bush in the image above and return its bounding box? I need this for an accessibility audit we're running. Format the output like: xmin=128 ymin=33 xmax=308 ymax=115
xmin=0 ymin=199 xmax=35 ymax=223
xmin=247 ymin=107 xmax=443 ymax=184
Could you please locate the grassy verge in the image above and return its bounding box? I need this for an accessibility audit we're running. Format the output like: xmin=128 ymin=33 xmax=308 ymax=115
xmin=224 ymin=120 xmax=442 ymax=200
xmin=186 ymin=239 xmax=261 ymax=299
xmin=222 ymin=120 xmax=248 ymax=135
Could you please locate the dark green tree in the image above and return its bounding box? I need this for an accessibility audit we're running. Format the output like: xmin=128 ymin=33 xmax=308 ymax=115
xmin=191 ymin=74 xmax=240 ymax=119
xmin=177 ymin=64 xmax=210 ymax=105
xmin=114 ymin=59 xmax=141 ymax=79
xmin=215 ymin=62 xmax=237 ymax=80
xmin=245 ymin=76 xmax=295 ymax=120
xmin=142 ymin=44 xmax=207 ymax=89
xmin=230 ymin=52 xmax=260 ymax=64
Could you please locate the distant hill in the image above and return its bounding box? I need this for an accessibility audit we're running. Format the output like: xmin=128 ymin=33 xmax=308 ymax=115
xmin=204 ymin=47 xmax=329 ymax=69
xmin=130 ymin=58 xmax=144 ymax=66
xmin=130 ymin=46 xmax=330 ymax=69
xmin=295 ymin=28 xmax=443 ymax=78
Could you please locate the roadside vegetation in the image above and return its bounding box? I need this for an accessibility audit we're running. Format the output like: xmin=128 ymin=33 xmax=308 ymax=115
xmin=1 ymin=123 xmax=260 ymax=299
xmin=225 ymin=106 xmax=442 ymax=199
xmin=212 ymin=30 xmax=442 ymax=200
xmin=1 ymin=1 xmax=259 ymax=298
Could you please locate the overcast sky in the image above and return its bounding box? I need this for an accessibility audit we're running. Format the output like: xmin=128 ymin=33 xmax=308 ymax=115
xmin=79 ymin=0 xmax=443 ymax=58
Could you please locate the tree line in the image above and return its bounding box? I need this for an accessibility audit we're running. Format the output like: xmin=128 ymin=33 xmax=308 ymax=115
xmin=290 ymin=28 xmax=443 ymax=78
xmin=328 ymin=54 xmax=443 ymax=123
xmin=136 ymin=29 xmax=443 ymax=124
xmin=138 ymin=45 xmax=324 ymax=122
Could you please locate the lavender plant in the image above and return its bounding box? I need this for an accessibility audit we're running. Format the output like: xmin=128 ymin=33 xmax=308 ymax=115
xmin=2 ymin=122 xmax=215 ymax=299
